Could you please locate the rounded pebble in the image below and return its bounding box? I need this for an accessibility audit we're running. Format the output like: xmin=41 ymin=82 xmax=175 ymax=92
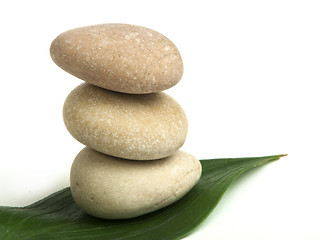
xmin=50 ymin=23 xmax=183 ymax=94
xmin=63 ymin=83 xmax=188 ymax=160
xmin=70 ymin=148 xmax=202 ymax=219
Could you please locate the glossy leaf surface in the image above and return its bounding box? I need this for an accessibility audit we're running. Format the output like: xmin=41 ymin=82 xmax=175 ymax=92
xmin=0 ymin=155 xmax=285 ymax=240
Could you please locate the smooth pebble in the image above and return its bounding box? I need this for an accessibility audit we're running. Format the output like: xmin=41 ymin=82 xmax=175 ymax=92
xmin=63 ymin=83 xmax=188 ymax=160
xmin=50 ymin=23 xmax=183 ymax=94
xmin=70 ymin=148 xmax=202 ymax=219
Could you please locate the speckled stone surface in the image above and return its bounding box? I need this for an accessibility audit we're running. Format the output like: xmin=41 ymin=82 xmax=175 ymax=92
xmin=63 ymin=83 xmax=188 ymax=160
xmin=70 ymin=148 xmax=202 ymax=219
xmin=50 ymin=23 xmax=183 ymax=94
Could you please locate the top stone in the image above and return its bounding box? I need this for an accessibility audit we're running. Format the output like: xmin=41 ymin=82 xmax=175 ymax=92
xmin=50 ymin=24 xmax=183 ymax=94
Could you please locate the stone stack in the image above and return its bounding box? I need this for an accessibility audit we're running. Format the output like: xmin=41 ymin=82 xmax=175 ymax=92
xmin=50 ymin=24 xmax=201 ymax=219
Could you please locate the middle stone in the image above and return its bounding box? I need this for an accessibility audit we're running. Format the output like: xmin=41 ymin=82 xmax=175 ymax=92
xmin=63 ymin=83 xmax=188 ymax=160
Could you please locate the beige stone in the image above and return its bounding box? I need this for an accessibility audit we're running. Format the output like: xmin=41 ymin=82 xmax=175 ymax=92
xmin=63 ymin=83 xmax=188 ymax=160
xmin=50 ymin=23 xmax=183 ymax=94
xmin=70 ymin=148 xmax=202 ymax=219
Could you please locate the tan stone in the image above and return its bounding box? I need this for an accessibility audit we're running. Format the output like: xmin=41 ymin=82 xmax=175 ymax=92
xmin=63 ymin=83 xmax=188 ymax=160
xmin=70 ymin=148 xmax=202 ymax=219
xmin=50 ymin=23 xmax=183 ymax=94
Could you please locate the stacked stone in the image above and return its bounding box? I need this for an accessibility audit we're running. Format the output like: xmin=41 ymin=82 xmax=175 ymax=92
xmin=50 ymin=24 xmax=202 ymax=219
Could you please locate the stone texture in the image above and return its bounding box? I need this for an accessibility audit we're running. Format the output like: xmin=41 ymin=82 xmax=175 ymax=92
xmin=63 ymin=83 xmax=188 ymax=160
xmin=70 ymin=148 xmax=202 ymax=219
xmin=50 ymin=23 xmax=183 ymax=94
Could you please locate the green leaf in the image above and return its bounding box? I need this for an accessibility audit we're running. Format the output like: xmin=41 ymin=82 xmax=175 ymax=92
xmin=0 ymin=154 xmax=285 ymax=240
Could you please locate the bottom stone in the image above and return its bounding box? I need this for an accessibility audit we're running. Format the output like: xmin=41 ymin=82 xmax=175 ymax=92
xmin=70 ymin=147 xmax=202 ymax=219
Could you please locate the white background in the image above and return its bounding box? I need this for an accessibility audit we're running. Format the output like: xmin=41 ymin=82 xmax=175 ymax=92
xmin=0 ymin=1 xmax=331 ymax=239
